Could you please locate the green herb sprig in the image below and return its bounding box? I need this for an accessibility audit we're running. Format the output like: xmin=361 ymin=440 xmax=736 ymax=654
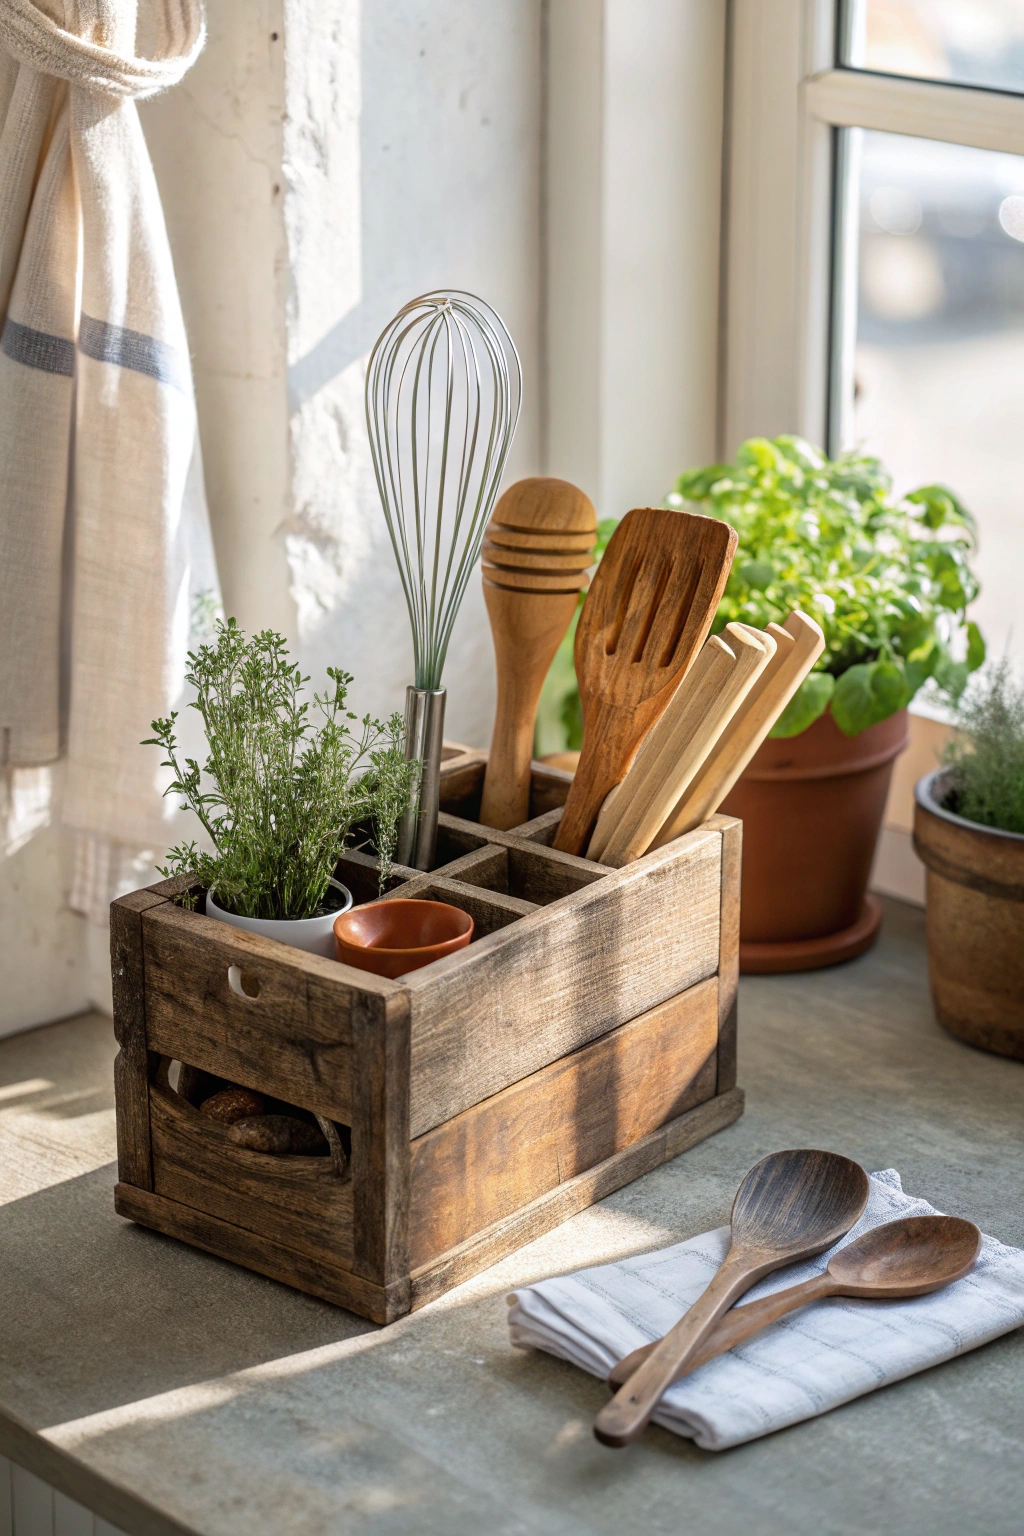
xmin=943 ymin=660 xmax=1024 ymax=835
xmin=670 ymin=435 xmax=985 ymax=737
xmin=145 ymin=619 xmax=416 ymax=917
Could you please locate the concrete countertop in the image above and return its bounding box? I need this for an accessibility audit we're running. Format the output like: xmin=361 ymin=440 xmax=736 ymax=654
xmin=1 ymin=899 xmax=1022 ymax=1536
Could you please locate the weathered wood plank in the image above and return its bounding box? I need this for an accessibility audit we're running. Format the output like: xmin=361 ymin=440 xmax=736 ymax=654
xmin=409 ymin=978 xmax=719 ymax=1265
xmin=527 ymin=761 xmax=574 ymax=817
xmin=406 ymin=826 xmax=723 ymax=1136
xmin=335 ymin=846 xmax=417 ymax=902
xmin=505 ymin=842 xmax=606 ymax=904
xmin=144 ymin=872 xmax=198 ymax=901
xmin=351 ymin=991 xmax=410 ymax=1309
xmin=111 ymin=891 xmax=165 ymax=1191
xmin=437 ymin=812 xmax=606 ymax=899
xmin=142 ymin=901 xmax=395 ymax=1123
xmin=707 ymin=813 xmax=741 ymax=1093
xmin=423 ymin=844 xmax=509 ymax=891
xmin=512 ymin=806 xmax=563 ymax=843
xmin=376 ymin=876 xmax=536 ymax=938
xmin=409 ymin=1087 xmax=745 ymax=1309
xmin=114 ymin=1183 xmax=401 ymax=1323
xmin=149 ymin=1084 xmax=353 ymax=1267
xmin=437 ymin=753 xmax=487 ymax=819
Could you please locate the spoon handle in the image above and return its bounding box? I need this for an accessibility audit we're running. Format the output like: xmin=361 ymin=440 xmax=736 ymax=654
xmin=593 ymin=1252 xmax=759 ymax=1446
xmin=607 ymin=1271 xmax=835 ymax=1390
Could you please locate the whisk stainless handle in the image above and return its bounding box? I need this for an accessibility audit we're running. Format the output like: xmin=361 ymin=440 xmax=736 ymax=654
xmin=396 ymin=686 xmax=446 ymax=871
xmin=367 ymin=290 xmax=522 ymax=872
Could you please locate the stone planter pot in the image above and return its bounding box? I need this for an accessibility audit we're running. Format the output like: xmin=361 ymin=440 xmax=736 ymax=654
xmin=720 ymin=707 xmax=908 ymax=973
xmin=913 ymin=767 xmax=1024 ymax=1060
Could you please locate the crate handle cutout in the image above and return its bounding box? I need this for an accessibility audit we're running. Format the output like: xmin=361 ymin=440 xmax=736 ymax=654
xmin=227 ymin=965 xmax=261 ymax=999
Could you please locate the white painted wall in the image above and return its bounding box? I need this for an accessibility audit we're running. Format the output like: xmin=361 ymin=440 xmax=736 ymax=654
xmin=0 ymin=0 xmax=729 ymax=1034
xmin=282 ymin=0 xmax=543 ymax=742
xmin=547 ymin=1 xmax=727 ymax=513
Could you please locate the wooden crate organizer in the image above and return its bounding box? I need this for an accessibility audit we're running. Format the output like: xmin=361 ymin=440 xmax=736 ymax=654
xmin=112 ymin=746 xmax=744 ymax=1323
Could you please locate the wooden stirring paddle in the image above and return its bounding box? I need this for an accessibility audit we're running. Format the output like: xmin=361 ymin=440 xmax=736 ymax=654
xmin=607 ymin=1213 xmax=981 ymax=1390
xmin=553 ymin=508 xmax=737 ymax=856
xmin=588 ymin=622 xmax=774 ymax=867
xmin=650 ymin=610 xmax=825 ymax=850
xmin=593 ymin=1148 xmax=869 ymax=1447
xmin=479 ymin=478 xmax=596 ymax=831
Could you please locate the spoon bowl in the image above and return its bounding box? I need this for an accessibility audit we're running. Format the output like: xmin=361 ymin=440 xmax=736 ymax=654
xmin=731 ymin=1145 xmax=871 ymax=1259
xmin=594 ymin=1148 xmax=869 ymax=1446
xmin=828 ymin=1214 xmax=982 ymax=1296
xmin=606 ymin=1212 xmax=982 ymax=1390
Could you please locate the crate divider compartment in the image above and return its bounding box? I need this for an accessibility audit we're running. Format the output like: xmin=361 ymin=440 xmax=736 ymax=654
xmin=112 ymin=746 xmax=744 ymax=1323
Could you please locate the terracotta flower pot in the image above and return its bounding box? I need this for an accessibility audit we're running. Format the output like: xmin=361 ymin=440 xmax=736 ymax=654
xmin=913 ymin=768 xmax=1024 ymax=1060
xmin=719 ymin=707 xmax=908 ymax=974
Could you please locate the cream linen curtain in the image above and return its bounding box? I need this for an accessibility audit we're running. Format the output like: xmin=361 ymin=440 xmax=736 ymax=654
xmin=0 ymin=0 xmax=220 ymax=918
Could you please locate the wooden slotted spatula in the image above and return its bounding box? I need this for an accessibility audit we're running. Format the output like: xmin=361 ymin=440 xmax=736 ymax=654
xmin=649 ymin=610 xmax=825 ymax=850
xmin=479 ymin=478 xmax=597 ymax=830
xmin=593 ymin=1148 xmax=869 ymax=1447
xmin=588 ymin=623 xmax=774 ymax=867
xmin=606 ymin=1213 xmax=981 ymax=1390
xmin=552 ymin=508 xmax=737 ymax=856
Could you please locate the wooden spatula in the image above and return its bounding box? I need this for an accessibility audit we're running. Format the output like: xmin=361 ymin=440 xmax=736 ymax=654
xmin=552 ymin=508 xmax=737 ymax=855
xmin=593 ymin=1147 xmax=869 ymax=1447
xmin=649 ymin=610 xmax=824 ymax=850
xmin=606 ymin=1213 xmax=981 ymax=1390
xmin=588 ymin=623 xmax=774 ymax=867
xmin=479 ymin=478 xmax=596 ymax=830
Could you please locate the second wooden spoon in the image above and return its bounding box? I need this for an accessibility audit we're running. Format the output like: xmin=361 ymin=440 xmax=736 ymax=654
xmin=593 ymin=1148 xmax=869 ymax=1447
xmin=607 ymin=1213 xmax=982 ymax=1390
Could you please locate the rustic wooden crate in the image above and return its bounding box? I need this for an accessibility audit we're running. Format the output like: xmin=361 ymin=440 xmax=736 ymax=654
xmin=112 ymin=745 xmax=744 ymax=1323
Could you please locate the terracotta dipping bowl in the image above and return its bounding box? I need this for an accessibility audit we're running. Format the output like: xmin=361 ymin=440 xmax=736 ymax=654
xmin=334 ymin=898 xmax=474 ymax=978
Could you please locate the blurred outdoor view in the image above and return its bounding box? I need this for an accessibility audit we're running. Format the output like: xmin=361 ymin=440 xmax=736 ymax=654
xmin=538 ymin=1 xmax=1024 ymax=754
xmin=849 ymin=0 xmax=1024 ymax=94
xmin=844 ymin=1 xmax=1024 ymax=676
xmin=849 ymin=129 xmax=1024 ymax=675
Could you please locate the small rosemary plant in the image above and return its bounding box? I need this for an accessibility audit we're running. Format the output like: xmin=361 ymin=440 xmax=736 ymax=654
xmin=943 ymin=660 xmax=1024 ymax=836
xmin=146 ymin=620 xmax=416 ymax=918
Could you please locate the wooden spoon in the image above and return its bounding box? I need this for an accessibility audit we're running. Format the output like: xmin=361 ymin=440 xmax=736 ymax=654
xmin=479 ymin=478 xmax=596 ymax=831
xmin=607 ymin=1214 xmax=982 ymax=1390
xmin=553 ymin=508 xmax=737 ymax=855
xmin=593 ymin=1148 xmax=869 ymax=1447
xmin=588 ymin=623 xmax=774 ymax=866
xmin=650 ymin=610 xmax=825 ymax=849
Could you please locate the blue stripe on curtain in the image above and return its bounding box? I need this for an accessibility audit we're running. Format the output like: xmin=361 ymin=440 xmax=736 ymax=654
xmin=0 ymin=317 xmax=76 ymax=376
xmin=78 ymin=314 xmax=187 ymax=392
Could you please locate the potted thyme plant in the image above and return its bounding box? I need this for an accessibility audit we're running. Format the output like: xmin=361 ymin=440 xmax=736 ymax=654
xmin=146 ymin=619 xmax=415 ymax=957
xmin=914 ymin=661 xmax=1024 ymax=1060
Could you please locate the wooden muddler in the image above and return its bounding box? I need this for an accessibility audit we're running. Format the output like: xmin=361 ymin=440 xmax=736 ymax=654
xmin=479 ymin=478 xmax=596 ymax=830
xmin=588 ymin=623 xmax=774 ymax=867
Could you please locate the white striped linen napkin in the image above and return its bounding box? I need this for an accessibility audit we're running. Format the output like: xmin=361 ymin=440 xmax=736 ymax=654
xmin=507 ymin=1169 xmax=1024 ymax=1450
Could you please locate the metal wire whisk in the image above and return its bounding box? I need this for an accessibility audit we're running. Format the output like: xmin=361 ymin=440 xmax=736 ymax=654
xmin=366 ymin=290 xmax=522 ymax=869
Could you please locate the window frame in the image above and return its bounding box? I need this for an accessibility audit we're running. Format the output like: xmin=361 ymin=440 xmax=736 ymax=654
xmin=723 ymin=0 xmax=1024 ymax=457
xmin=722 ymin=0 xmax=1024 ymax=902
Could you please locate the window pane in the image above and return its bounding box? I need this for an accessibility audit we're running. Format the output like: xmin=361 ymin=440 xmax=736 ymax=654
xmin=833 ymin=128 xmax=1024 ymax=668
xmin=842 ymin=0 xmax=1024 ymax=96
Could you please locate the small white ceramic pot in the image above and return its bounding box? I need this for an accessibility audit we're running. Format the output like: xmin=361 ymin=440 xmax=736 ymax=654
xmin=205 ymin=879 xmax=353 ymax=958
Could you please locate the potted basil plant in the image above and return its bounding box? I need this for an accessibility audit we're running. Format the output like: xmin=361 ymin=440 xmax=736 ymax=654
xmin=146 ymin=619 xmax=416 ymax=958
xmin=914 ymin=661 xmax=1024 ymax=1060
xmin=667 ymin=435 xmax=984 ymax=971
